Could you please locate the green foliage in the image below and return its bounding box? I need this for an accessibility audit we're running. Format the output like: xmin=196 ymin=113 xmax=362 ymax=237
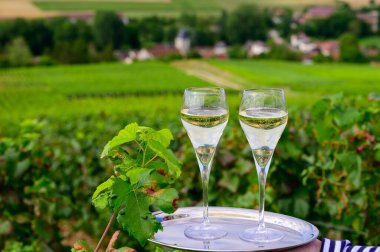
xmin=226 ymin=4 xmax=268 ymax=44
xmin=38 ymin=54 xmax=56 ymax=66
xmin=339 ymin=33 xmax=368 ymax=63
xmin=6 ymin=37 xmax=32 ymax=67
xmin=160 ymin=52 xmax=183 ymax=62
xmin=92 ymin=123 xmax=181 ymax=245
xmin=0 ymin=61 xmax=210 ymax=130
xmin=265 ymin=42 xmax=301 ymax=61
xmin=208 ymin=59 xmax=380 ymax=96
xmin=275 ymin=8 xmax=293 ymax=39
xmin=2 ymin=240 xmax=41 ymax=252
xmin=360 ymin=36 xmax=380 ymax=50
xmin=53 ymin=39 xmax=90 ymax=64
xmin=228 ymin=45 xmax=247 ymax=59
xmin=1 ymin=94 xmax=380 ymax=250
xmin=301 ymin=8 xmax=357 ymax=39
xmin=93 ymin=11 xmax=125 ymax=50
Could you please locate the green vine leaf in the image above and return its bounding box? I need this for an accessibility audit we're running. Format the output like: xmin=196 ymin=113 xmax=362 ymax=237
xmin=150 ymin=188 xmax=178 ymax=213
xmin=93 ymin=176 xmax=114 ymax=199
xmin=101 ymin=123 xmax=139 ymax=158
xmin=126 ymin=168 xmax=150 ymax=185
xmin=93 ymin=123 xmax=181 ymax=245
xmin=148 ymin=140 xmax=181 ymax=177
xmin=111 ymin=178 xmax=163 ymax=245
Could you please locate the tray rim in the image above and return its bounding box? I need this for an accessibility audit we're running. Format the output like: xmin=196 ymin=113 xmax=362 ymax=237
xmin=149 ymin=206 xmax=319 ymax=252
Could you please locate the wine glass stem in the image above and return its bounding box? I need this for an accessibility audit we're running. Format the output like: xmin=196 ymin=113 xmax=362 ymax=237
xmin=201 ymin=164 xmax=211 ymax=227
xmin=258 ymin=169 xmax=267 ymax=231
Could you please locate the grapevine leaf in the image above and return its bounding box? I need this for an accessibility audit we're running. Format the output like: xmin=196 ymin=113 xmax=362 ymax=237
xmin=93 ymin=192 xmax=109 ymax=210
xmin=92 ymin=176 xmax=114 ymax=199
xmin=115 ymin=156 xmax=137 ymax=175
xmin=146 ymin=161 xmax=174 ymax=185
xmin=112 ymin=178 xmax=162 ymax=245
xmin=72 ymin=240 xmax=94 ymax=252
xmin=155 ymin=129 xmax=173 ymax=147
xmin=140 ymin=128 xmax=173 ymax=148
xmin=148 ymin=140 xmax=181 ymax=177
xmin=337 ymin=152 xmax=362 ymax=190
xmin=150 ymin=188 xmax=178 ymax=213
xmin=126 ymin=168 xmax=150 ymax=185
xmin=109 ymin=177 xmax=130 ymax=210
xmin=101 ymin=123 xmax=139 ymax=158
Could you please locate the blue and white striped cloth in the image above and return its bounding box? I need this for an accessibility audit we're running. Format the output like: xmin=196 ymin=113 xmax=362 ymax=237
xmin=321 ymin=238 xmax=380 ymax=252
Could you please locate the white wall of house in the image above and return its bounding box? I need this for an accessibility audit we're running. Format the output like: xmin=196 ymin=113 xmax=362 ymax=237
xmin=175 ymin=37 xmax=190 ymax=55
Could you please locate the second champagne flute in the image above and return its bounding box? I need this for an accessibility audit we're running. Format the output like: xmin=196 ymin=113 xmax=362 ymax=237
xmin=238 ymin=88 xmax=288 ymax=243
xmin=181 ymin=87 xmax=229 ymax=241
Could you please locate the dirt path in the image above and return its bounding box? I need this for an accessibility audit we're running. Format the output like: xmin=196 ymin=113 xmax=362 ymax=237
xmin=0 ymin=0 xmax=171 ymax=19
xmin=0 ymin=0 xmax=59 ymax=19
xmin=172 ymin=60 xmax=247 ymax=90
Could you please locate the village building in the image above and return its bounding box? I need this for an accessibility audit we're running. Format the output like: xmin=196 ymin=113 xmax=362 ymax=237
xmin=195 ymin=42 xmax=228 ymax=59
xmin=316 ymin=41 xmax=340 ymax=60
xmin=357 ymin=10 xmax=379 ymax=33
xmin=290 ymin=33 xmax=317 ymax=53
xmin=244 ymin=41 xmax=270 ymax=57
xmin=175 ymin=28 xmax=191 ymax=56
xmin=268 ymin=30 xmax=284 ymax=45
xmin=297 ymin=6 xmax=335 ymax=24
xmin=213 ymin=41 xmax=228 ymax=58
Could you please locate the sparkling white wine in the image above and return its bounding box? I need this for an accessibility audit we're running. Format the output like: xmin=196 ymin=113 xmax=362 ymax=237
xmin=239 ymin=108 xmax=287 ymax=169
xmin=181 ymin=108 xmax=228 ymax=166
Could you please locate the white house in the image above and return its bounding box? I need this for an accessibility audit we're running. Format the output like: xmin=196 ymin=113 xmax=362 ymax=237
xmin=175 ymin=29 xmax=191 ymax=55
xmin=268 ymin=30 xmax=284 ymax=45
xmin=245 ymin=41 xmax=270 ymax=57
xmin=213 ymin=41 xmax=227 ymax=57
xmin=136 ymin=49 xmax=152 ymax=61
xmin=290 ymin=32 xmax=317 ymax=53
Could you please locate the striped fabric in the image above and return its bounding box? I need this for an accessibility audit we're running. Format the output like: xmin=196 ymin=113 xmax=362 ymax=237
xmin=321 ymin=238 xmax=380 ymax=252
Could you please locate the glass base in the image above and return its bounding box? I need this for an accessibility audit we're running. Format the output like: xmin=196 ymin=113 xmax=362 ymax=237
xmin=239 ymin=227 xmax=284 ymax=243
xmin=184 ymin=224 xmax=227 ymax=241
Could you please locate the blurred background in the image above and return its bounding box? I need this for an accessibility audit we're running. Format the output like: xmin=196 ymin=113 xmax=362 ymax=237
xmin=0 ymin=0 xmax=379 ymax=251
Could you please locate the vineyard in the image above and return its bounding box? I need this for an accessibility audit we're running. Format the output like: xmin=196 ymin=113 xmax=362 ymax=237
xmin=1 ymin=60 xmax=380 ymax=251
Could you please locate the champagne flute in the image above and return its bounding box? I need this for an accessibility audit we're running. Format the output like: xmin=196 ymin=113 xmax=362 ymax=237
xmin=238 ymin=89 xmax=288 ymax=243
xmin=181 ymin=87 xmax=229 ymax=240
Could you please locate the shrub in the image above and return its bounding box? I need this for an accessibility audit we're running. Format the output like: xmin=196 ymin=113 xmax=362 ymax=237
xmin=339 ymin=33 xmax=368 ymax=63
xmin=6 ymin=37 xmax=32 ymax=67
xmin=228 ymin=45 xmax=247 ymax=59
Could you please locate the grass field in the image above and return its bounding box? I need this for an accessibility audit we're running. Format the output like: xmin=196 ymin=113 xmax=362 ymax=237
xmin=1 ymin=59 xmax=379 ymax=134
xmin=0 ymin=61 xmax=212 ymax=132
xmin=32 ymin=0 xmax=372 ymax=17
xmin=209 ymin=59 xmax=380 ymax=96
xmin=360 ymin=36 xmax=380 ymax=49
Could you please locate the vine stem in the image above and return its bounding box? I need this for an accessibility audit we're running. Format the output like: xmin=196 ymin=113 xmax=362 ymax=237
xmin=94 ymin=212 xmax=117 ymax=252
xmin=144 ymin=154 xmax=157 ymax=167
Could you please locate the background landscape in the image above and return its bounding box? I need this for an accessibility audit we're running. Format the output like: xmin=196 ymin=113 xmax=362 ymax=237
xmin=1 ymin=0 xmax=380 ymax=251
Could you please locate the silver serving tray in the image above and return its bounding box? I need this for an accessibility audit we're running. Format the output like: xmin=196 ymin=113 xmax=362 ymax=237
xmin=149 ymin=207 xmax=319 ymax=252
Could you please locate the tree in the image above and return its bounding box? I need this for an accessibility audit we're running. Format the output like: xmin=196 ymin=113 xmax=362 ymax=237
xmin=276 ymin=9 xmax=293 ymax=38
xmin=124 ymin=22 xmax=140 ymax=49
xmin=348 ymin=19 xmax=372 ymax=37
xmin=51 ymin=18 xmax=92 ymax=43
xmin=93 ymin=11 xmax=124 ymax=50
xmin=339 ymin=33 xmax=367 ymax=62
xmin=53 ymin=39 xmax=89 ymax=64
xmin=23 ymin=20 xmax=53 ymax=55
xmin=6 ymin=37 xmax=32 ymax=67
xmin=137 ymin=16 xmax=165 ymax=45
xmin=226 ymin=4 xmax=268 ymax=44
xmin=302 ymin=9 xmax=357 ymax=38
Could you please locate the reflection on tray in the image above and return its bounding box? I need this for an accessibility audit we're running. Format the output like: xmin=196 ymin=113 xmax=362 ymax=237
xmin=162 ymin=213 xmax=190 ymax=221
